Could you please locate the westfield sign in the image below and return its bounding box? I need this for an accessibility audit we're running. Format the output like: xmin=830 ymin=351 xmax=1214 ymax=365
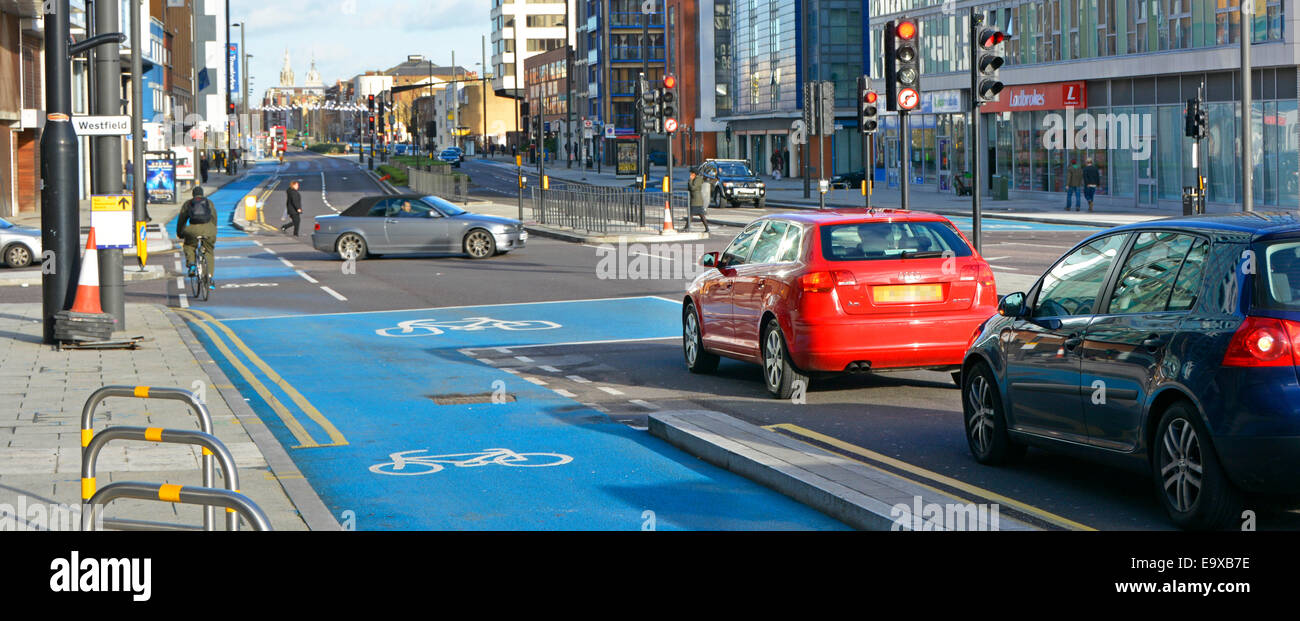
xmin=981 ymin=81 xmax=1086 ymax=113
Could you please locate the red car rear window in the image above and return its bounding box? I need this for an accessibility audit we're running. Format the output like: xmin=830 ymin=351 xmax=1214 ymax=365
xmin=819 ymin=221 xmax=973 ymax=262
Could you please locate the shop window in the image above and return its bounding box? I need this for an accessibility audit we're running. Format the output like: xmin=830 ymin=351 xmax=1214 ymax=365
xmin=1015 ymin=113 xmax=1031 ymax=190
xmin=1216 ymin=0 xmax=1241 ymax=45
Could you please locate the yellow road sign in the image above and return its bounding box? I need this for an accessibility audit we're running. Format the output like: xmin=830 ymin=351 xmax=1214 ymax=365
xmin=91 ymin=194 xmax=132 ymax=212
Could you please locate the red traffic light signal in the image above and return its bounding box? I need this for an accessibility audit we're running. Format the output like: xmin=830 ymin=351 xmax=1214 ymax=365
xmin=663 ymin=75 xmax=676 ymax=89
xmin=980 ymin=31 xmax=1006 ymax=48
xmin=897 ymin=20 xmax=917 ymax=40
xmin=865 ymin=91 xmax=878 ymax=104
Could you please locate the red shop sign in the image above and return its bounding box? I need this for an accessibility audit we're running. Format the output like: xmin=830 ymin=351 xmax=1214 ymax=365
xmin=981 ymin=81 xmax=1086 ymax=113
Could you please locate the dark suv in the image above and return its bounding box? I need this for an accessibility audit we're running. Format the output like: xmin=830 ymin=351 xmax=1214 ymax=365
xmin=698 ymin=159 xmax=766 ymax=208
xmin=962 ymin=212 xmax=1300 ymax=530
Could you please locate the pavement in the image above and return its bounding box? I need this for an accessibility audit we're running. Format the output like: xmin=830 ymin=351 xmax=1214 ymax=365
xmin=0 ymin=302 xmax=333 ymax=531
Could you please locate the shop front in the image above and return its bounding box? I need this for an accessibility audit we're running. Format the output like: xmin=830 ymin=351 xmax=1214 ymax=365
xmin=875 ymin=90 xmax=968 ymax=193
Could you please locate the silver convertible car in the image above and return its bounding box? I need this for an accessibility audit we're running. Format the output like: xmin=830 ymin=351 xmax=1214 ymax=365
xmin=312 ymin=194 xmax=527 ymax=260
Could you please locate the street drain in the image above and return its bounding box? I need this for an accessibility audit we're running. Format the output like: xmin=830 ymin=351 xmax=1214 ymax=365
xmin=429 ymin=393 xmax=515 ymax=405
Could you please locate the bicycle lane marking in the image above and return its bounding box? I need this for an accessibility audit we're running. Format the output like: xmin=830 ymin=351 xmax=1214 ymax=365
xmin=215 ymin=296 xmax=850 ymax=530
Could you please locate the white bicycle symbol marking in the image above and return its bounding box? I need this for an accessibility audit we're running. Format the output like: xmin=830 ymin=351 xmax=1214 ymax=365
xmin=375 ymin=316 xmax=562 ymax=337
xmin=369 ymin=448 xmax=574 ymax=476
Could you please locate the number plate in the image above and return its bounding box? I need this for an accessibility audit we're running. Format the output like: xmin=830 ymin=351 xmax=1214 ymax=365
xmin=873 ymin=284 xmax=944 ymax=303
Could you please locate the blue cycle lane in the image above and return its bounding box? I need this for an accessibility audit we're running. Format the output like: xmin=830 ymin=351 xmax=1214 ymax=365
xmin=174 ymin=174 xmax=846 ymax=529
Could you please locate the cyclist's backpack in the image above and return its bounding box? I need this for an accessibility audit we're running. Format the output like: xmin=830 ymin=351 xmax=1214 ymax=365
xmin=187 ymin=197 xmax=214 ymax=224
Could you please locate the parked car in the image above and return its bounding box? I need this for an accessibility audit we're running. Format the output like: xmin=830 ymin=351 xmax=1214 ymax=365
xmin=0 ymin=217 xmax=41 ymax=268
xmin=312 ymin=194 xmax=526 ymax=260
xmin=697 ymin=159 xmax=766 ymax=208
xmin=961 ymin=212 xmax=1300 ymax=529
xmin=683 ymin=210 xmax=998 ymax=398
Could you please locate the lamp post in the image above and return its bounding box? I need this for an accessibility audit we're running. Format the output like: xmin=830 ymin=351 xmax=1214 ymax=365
xmin=225 ymin=6 xmax=235 ymax=174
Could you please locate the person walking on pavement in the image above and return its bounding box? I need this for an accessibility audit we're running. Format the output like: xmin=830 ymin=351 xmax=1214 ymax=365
xmin=1065 ymin=159 xmax=1083 ymax=211
xmin=281 ymin=179 xmax=303 ymax=235
xmin=177 ymin=186 xmax=218 ymax=289
xmin=685 ymin=167 xmax=711 ymax=233
xmin=199 ymin=155 xmax=210 ymax=184
xmin=770 ymin=150 xmax=783 ymax=180
xmin=1082 ymin=158 xmax=1101 ymax=212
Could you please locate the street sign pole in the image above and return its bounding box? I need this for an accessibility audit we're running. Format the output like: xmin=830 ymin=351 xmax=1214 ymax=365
xmin=969 ymin=8 xmax=982 ymax=252
xmin=1241 ymin=0 xmax=1254 ymax=212
xmin=900 ymin=111 xmax=911 ymax=211
xmin=130 ymin=0 xmax=147 ymax=227
xmin=94 ymin=0 xmax=126 ymax=328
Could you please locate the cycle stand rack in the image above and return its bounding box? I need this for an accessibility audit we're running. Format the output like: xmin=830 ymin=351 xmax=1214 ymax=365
xmin=80 ymin=385 xmax=268 ymax=531
xmin=81 ymin=426 xmax=265 ymax=531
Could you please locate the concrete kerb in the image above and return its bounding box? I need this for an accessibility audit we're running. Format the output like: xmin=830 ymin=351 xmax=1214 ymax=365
xmin=648 ymin=410 xmax=1039 ymax=531
xmin=163 ymin=305 xmax=342 ymax=531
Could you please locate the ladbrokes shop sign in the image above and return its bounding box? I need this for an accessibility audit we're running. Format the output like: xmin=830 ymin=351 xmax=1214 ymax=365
xmin=981 ymin=81 xmax=1086 ymax=113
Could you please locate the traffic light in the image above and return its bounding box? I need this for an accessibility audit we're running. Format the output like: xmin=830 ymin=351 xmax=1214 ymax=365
xmin=972 ymin=15 xmax=1006 ymax=105
xmin=638 ymin=75 xmax=660 ymax=134
xmin=659 ymin=75 xmax=678 ymax=133
xmin=884 ymin=19 xmax=921 ymax=112
xmin=857 ymin=76 xmax=878 ymax=134
xmin=1185 ymin=98 xmax=1208 ymax=139
xmin=368 ymin=94 xmax=375 ymax=111
xmin=368 ymin=115 xmax=375 ymax=131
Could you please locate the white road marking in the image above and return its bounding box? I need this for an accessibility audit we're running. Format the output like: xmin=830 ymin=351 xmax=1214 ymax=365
xmin=628 ymin=399 xmax=659 ymax=410
xmin=514 ymin=355 xmax=535 ymax=363
xmin=982 ymin=256 xmax=1010 ymax=261
xmin=477 ymin=358 xmax=495 ymax=366
xmin=538 ymin=365 xmax=562 ymax=373
xmin=264 ymin=247 xmax=278 ymax=255
xmin=598 ymin=386 xmax=624 ymax=396
xmin=278 ymin=257 xmax=295 ymax=268
xmin=495 ymin=347 xmax=512 ymax=354
xmin=567 ymin=375 xmax=592 ymax=384
xmin=320 ymin=286 xmax=347 ymax=301
xmin=524 ymin=376 xmax=547 ymax=386
xmin=988 ymin=265 xmax=1020 ymax=271
xmin=553 ymin=389 xmax=576 ymax=398
xmin=501 ymin=368 xmax=519 ymax=375
xmin=295 ymin=269 xmax=318 ymax=284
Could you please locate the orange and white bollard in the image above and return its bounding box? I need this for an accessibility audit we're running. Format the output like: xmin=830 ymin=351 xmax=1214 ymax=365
xmin=661 ymin=176 xmax=675 ymax=234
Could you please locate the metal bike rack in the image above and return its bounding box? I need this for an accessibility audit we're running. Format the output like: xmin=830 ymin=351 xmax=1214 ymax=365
xmin=85 ymin=483 xmax=272 ymax=532
xmin=81 ymin=385 xmax=217 ymax=530
xmin=81 ymin=426 xmax=244 ymax=531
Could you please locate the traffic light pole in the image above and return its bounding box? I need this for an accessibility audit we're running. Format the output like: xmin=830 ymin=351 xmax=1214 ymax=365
xmin=900 ymin=112 xmax=911 ymax=211
xmin=969 ymin=8 xmax=982 ymax=252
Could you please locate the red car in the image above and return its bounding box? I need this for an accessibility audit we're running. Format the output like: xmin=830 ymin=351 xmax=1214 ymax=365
xmin=682 ymin=210 xmax=998 ymax=398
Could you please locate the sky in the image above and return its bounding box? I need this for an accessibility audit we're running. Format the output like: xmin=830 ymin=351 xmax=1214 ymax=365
xmin=230 ymin=0 xmax=492 ymax=103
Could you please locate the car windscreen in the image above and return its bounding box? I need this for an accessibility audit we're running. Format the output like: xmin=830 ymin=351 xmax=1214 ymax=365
xmin=421 ymin=196 xmax=467 ymax=216
xmin=1257 ymin=240 xmax=1300 ymax=310
xmin=715 ymin=162 xmax=753 ymax=177
xmin=819 ymin=221 xmax=973 ymax=262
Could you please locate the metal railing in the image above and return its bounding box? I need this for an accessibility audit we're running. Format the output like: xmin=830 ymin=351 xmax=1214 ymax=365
xmin=81 ymin=426 xmax=248 ymax=531
xmin=530 ymin=185 xmax=689 ymax=235
xmin=85 ymin=483 xmax=272 ymax=532
xmin=81 ymin=385 xmax=217 ymax=530
xmin=407 ymin=166 xmax=469 ymax=203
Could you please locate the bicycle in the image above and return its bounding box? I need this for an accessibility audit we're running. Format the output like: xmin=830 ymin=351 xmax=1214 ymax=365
xmin=375 ymin=317 xmax=562 ymax=338
xmin=187 ymin=235 xmax=212 ymax=302
xmin=369 ymin=448 xmax=573 ymax=476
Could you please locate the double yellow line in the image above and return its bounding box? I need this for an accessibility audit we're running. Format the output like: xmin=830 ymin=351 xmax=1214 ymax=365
xmin=176 ymin=307 xmax=347 ymax=449
xmin=765 ymin=423 xmax=1096 ymax=531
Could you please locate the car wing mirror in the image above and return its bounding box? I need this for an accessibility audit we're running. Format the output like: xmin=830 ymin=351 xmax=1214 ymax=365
xmin=997 ymin=292 xmax=1026 ymax=318
xmin=701 ymin=252 xmax=720 ymax=268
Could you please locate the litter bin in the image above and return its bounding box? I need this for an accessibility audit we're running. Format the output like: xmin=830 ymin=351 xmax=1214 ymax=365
xmin=990 ymin=175 xmax=1009 ymax=200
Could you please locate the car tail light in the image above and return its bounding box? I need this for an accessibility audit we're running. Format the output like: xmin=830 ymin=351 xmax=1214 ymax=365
xmin=1222 ymin=316 xmax=1300 ymax=367
xmin=960 ymin=262 xmax=996 ymax=287
xmin=800 ymin=271 xmax=856 ymax=292
xmin=314 ymin=223 xmax=321 ymax=231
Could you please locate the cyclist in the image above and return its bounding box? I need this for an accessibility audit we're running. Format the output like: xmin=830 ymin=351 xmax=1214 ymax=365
xmin=177 ymin=186 xmax=217 ymax=289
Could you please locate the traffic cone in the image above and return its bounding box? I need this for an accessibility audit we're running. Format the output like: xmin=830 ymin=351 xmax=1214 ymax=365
xmin=661 ymin=189 xmax=676 ymax=235
xmin=69 ymin=228 xmax=104 ymax=314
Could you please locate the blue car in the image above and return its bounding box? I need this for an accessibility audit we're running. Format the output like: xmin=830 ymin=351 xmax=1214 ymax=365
xmin=962 ymin=212 xmax=1300 ymax=529
xmin=438 ymin=148 xmax=463 ymax=168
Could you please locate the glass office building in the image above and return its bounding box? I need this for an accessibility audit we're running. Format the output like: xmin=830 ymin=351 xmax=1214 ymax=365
xmin=869 ymin=0 xmax=1298 ymax=208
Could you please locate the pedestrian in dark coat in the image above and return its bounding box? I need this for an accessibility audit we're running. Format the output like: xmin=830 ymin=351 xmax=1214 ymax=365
xmin=281 ymin=179 xmax=303 ymax=235
xmin=1082 ymin=159 xmax=1102 ymax=212
xmin=199 ymin=156 xmax=210 ymax=184
xmin=685 ymin=168 xmax=711 ymax=233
